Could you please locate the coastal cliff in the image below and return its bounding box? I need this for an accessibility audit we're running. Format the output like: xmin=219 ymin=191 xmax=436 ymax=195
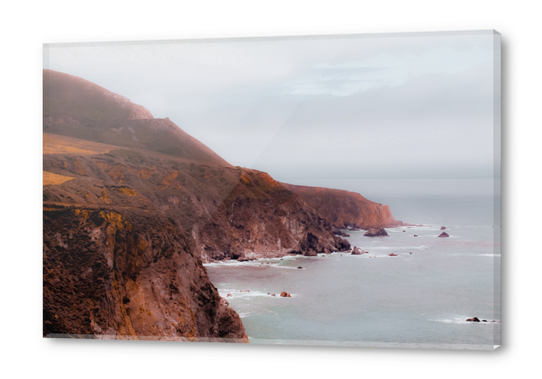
xmin=43 ymin=205 xmax=246 ymax=341
xmin=197 ymin=169 xmax=350 ymax=261
xmin=43 ymin=69 xmax=246 ymax=339
xmin=43 ymin=69 xmax=401 ymax=338
xmin=281 ymin=183 xmax=402 ymax=229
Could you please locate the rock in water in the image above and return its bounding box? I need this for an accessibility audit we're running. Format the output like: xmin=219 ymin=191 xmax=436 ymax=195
xmin=351 ymin=246 xmax=369 ymax=255
xmin=440 ymin=226 xmax=446 ymax=230
xmin=280 ymin=292 xmax=291 ymax=297
xmin=237 ymin=254 xmax=257 ymax=262
xmin=466 ymin=317 xmax=481 ymax=322
xmin=438 ymin=232 xmax=450 ymax=238
xmin=364 ymin=228 xmax=389 ymax=237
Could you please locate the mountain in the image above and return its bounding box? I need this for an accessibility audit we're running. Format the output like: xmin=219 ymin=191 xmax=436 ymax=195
xmin=42 ymin=69 xmax=401 ymax=340
xmin=44 ymin=69 xmax=229 ymax=166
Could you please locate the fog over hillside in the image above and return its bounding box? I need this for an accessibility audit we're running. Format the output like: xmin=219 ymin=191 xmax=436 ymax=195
xmin=44 ymin=31 xmax=499 ymax=181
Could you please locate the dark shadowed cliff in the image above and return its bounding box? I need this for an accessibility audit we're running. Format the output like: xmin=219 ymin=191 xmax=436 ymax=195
xmin=43 ymin=69 xmax=401 ymax=339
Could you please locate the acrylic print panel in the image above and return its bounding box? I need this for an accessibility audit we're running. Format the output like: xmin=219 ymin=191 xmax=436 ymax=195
xmin=43 ymin=30 xmax=501 ymax=349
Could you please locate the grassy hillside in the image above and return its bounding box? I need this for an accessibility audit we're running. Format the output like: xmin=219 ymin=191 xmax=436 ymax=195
xmin=43 ymin=69 xmax=230 ymax=166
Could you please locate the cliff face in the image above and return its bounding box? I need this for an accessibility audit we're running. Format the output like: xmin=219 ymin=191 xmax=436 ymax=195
xmin=43 ymin=70 xmax=246 ymax=340
xmin=281 ymin=183 xmax=402 ymax=229
xmin=197 ymin=170 xmax=350 ymax=261
xmin=43 ymin=205 xmax=246 ymax=341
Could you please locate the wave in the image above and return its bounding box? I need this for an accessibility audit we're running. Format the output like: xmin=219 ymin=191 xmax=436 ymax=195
xmin=204 ymin=258 xmax=278 ymax=268
xmin=270 ymin=265 xmax=303 ymax=270
xmin=204 ymin=254 xmax=328 ymax=268
xmin=217 ymin=289 xmax=298 ymax=299
xmin=205 ymin=258 xmax=309 ymax=271
xmin=429 ymin=317 xmax=500 ymax=324
xmin=218 ymin=289 xmax=272 ymax=299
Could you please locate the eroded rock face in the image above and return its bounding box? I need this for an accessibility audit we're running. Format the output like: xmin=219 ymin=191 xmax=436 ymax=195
xmin=281 ymin=183 xmax=403 ymax=230
xmin=43 ymin=205 xmax=247 ymax=342
xmin=196 ymin=170 xmax=351 ymax=261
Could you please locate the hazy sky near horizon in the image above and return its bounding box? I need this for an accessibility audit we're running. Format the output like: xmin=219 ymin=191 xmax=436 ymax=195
xmin=44 ymin=31 xmax=499 ymax=181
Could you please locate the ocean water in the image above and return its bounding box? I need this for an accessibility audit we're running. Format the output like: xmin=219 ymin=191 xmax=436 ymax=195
xmin=205 ymin=178 xmax=501 ymax=349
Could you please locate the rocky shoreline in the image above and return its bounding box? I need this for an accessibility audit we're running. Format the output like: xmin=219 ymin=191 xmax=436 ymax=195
xmin=42 ymin=69 xmax=406 ymax=341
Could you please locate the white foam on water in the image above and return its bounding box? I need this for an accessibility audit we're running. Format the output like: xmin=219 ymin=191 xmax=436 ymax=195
xmin=218 ymin=289 xmax=269 ymax=298
xmin=218 ymin=289 xmax=298 ymax=300
xmin=204 ymin=259 xmax=272 ymax=268
xmin=205 ymin=255 xmax=339 ymax=271
xmin=429 ymin=317 xmax=500 ymax=325
xmin=270 ymin=265 xmax=303 ymax=270
xmin=279 ymin=255 xmax=298 ymax=260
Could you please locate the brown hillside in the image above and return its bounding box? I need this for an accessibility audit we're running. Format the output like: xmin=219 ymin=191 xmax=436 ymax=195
xmin=43 ymin=132 xmax=350 ymax=261
xmin=42 ymin=129 xmax=347 ymax=339
xmin=43 ymin=69 xmax=230 ymax=166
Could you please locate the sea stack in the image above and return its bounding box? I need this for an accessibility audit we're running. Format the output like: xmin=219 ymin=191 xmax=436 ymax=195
xmin=351 ymin=246 xmax=368 ymax=255
xmin=364 ymin=228 xmax=389 ymax=237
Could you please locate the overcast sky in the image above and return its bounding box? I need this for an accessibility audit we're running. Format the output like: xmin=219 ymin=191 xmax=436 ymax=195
xmin=44 ymin=31 xmax=499 ymax=181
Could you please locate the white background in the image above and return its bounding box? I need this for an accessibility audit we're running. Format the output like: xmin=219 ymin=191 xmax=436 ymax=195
xmin=0 ymin=0 xmax=540 ymax=378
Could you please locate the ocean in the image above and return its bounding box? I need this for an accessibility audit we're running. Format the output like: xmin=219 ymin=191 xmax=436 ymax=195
xmin=204 ymin=178 xmax=501 ymax=349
